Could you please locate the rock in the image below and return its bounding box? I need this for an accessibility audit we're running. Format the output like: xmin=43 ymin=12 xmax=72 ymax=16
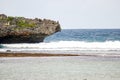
xmin=0 ymin=14 xmax=61 ymax=43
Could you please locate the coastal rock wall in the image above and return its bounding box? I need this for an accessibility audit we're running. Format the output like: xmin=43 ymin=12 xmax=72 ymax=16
xmin=0 ymin=14 xmax=61 ymax=43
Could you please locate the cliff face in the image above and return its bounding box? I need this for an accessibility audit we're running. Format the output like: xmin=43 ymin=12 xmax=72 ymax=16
xmin=0 ymin=14 xmax=61 ymax=43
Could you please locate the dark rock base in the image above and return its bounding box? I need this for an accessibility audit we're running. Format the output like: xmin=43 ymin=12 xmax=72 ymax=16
xmin=0 ymin=35 xmax=45 ymax=43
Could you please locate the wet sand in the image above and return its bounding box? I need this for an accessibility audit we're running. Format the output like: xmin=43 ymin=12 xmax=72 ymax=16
xmin=0 ymin=52 xmax=80 ymax=57
xmin=0 ymin=52 xmax=120 ymax=58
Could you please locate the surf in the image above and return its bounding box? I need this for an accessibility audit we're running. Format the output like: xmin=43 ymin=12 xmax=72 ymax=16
xmin=1 ymin=41 xmax=120 ymax=53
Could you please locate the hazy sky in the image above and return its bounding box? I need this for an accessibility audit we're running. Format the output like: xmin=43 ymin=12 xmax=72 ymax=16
xmin=0 ymin=0 xmax=120 ymax=29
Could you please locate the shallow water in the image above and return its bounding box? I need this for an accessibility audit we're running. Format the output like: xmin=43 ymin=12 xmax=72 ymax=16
xmin=0 ymin=56 xmax=120 ymax=80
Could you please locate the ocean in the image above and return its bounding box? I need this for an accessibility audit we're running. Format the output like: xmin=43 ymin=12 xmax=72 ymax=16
xmin=1 ymin=29 xmax=120 ymax=80
xmin=0 ymin=29 xmax=120 ymax=55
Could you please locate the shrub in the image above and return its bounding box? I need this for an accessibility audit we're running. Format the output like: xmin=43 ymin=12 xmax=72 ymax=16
xmin=16 ymin=19 xmax=36 ymax=28
xmin=7 ymin=16 xmax=14 ymax=21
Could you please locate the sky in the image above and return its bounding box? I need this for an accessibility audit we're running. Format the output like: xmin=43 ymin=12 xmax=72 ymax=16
xmin=0 ymin=0 xmax=120 ymax=29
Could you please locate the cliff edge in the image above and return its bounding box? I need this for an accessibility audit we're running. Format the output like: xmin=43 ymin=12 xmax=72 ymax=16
xmin=0 ymin=14 xmax=61 ymax=43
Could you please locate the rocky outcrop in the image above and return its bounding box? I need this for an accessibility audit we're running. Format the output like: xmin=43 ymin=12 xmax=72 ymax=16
xmin=0 ymin=14 xmax=61 ymax=43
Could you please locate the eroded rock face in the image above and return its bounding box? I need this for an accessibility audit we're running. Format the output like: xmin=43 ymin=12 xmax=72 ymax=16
xmin=0 ymin=14 xmax=61 ymax=43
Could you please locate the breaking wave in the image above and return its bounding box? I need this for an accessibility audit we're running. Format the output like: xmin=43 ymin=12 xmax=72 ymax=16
xmin=1 ymin=41 xmax=120 ymax=54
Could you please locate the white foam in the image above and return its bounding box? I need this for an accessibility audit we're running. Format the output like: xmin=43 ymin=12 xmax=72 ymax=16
xmin=1 ymin=41 xmax=120 ymax=51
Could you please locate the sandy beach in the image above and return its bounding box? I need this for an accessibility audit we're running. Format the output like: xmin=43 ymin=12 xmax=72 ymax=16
xmin=0 ymin=53 xmax=120 ymax=80
xmin=0 ymin=56 xmax=120 ymax=80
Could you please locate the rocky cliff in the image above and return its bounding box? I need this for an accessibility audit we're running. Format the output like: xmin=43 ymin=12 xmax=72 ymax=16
xmin=0 ymin=14 xmax=61 ymax=43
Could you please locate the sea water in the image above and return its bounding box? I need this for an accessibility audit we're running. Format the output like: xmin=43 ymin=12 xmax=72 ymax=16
xmin=0 ymin=29 xmax=120 ymax=55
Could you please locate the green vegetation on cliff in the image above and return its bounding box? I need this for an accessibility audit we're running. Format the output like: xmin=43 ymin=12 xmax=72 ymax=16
xmin=16 ymin=19 xmax=35 ymax=28
xmin=0 ymin=14 xmax=36 ymax=28
xmin=7 ymin=16 xmax=14 ymax=21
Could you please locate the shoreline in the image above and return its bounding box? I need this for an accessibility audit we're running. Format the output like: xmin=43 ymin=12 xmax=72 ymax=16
xmin=0 ymin=52 xmax=120 ymax=57
xmin=0 ymin=52 xmax=80 ymax=57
